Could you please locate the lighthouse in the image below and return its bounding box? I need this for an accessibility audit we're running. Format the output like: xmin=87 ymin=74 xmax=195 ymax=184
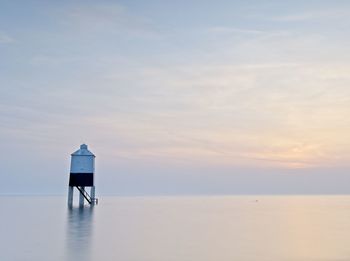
xmin=68 ymin=144 xmax=97 ymax=207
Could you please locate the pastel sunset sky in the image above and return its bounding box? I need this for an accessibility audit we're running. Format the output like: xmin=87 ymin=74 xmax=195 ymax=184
xmin=1 ymin=0 xmax=350 ymax=195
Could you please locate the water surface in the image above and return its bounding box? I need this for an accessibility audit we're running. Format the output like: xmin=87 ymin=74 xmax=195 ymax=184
xmin=1 ymin=196 xmax=350 ymax=261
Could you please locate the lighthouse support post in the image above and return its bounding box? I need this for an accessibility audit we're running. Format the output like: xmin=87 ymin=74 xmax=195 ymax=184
xmin=68 ymin=186 xmax=73 ymax=207
xmin=90 ymin=186 xmax=96 ymax=205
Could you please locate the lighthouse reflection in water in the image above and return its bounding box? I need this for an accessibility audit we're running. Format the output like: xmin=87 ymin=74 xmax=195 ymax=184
xmin=66 ymin=206 xmax=94 ymax=261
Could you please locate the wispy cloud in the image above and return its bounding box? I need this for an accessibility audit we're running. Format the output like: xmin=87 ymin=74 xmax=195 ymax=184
xmin=0 ymin=32 xmax=14 ymax=43
xmin=2 ymin=1 xmax=350 ymax=171
xmin=207 ymin=26 xmax=265 ymax=35
xmin=61 ymin=3 xmax=160 ymax=37
xmin=95 ymin=58 xmax=350 ymax=168
xmin=270 ymin=9 xmax=350 ymax=22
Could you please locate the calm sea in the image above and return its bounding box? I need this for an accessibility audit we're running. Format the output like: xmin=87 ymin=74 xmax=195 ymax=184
xmin=1 ymin=195 xmax=350 ymax=261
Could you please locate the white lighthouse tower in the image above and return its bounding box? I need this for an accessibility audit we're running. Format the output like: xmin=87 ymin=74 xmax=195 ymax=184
xmin=68 ymin=144 xmax=97 ymax=207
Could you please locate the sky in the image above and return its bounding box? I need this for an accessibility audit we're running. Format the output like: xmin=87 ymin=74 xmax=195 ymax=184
xmin=1 ymin=0 xmax=350 ymax=195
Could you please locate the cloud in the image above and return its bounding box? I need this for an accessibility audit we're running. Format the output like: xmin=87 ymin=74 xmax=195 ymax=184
xmin=2 ymin=1 xmax=350 ymax=172
xmin=207 ymin=26 xmax=265 ymax=35
xmin=95 ymin=58 xmax=350 ymax=168
xmin=0 ymin=32 xmax=14 ymax=43
xmin=270 ymin=9 xmax=350 ymax=22
xmin=60 ymin=3 xmax=160 ymax=37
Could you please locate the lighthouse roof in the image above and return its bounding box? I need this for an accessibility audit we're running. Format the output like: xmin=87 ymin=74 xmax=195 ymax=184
xmin=71 ymin=144 xmax=95 ymax=157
